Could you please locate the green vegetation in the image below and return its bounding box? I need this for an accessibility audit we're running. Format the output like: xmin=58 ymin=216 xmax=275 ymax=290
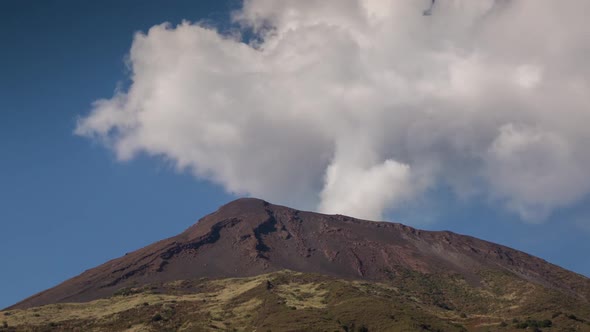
xmin=0 ymin=270 xmax=588 ymax=331
xmin=514 ymin=319 xmax=552 ymax=329
xmin=113 ymin=286 xmax=143 ymax=297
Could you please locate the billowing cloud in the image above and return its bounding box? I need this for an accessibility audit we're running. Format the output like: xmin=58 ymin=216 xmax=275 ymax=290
xmin=76 ymin=0 xmax=590 ymax=222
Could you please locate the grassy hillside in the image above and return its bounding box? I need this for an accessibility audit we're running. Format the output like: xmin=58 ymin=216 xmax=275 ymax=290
xmin=2 ymin=270 xmax=589 ymax=332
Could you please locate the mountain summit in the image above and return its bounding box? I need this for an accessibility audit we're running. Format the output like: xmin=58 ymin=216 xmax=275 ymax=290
xmin=10 ymin=198 xmax=589 ymax=311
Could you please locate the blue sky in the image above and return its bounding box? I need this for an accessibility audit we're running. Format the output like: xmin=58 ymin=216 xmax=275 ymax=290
xmin=1 ymin=0 xmax=589 ymax=309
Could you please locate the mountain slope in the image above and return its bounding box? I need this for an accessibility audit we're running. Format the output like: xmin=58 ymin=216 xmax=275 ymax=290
xmin=2 ymin=270 xmax=590 ymax=331
xmin=9 ymin=198 xmax=590 ymax=311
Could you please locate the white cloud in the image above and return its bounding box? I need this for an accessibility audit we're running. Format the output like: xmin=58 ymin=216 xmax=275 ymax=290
xmin=485 ymin=124 xmax=589 ymax=221
xmin=320 ymin=159 xmax=412 ymax=221
xmin=514 ymin=65 xmax=542 ymax=89
xmin=76 ymin=0 xmax=590 ymax=222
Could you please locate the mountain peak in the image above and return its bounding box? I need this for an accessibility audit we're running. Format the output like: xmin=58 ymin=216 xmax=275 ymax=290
xmin=217 ymin=197 xmax=270 ymax=211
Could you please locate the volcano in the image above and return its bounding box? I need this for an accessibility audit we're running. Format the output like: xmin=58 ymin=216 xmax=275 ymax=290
xmin=4 ymin=198 xmax=590 ymax=331
xmin=10 ymin=198 xmax=589 ymax=310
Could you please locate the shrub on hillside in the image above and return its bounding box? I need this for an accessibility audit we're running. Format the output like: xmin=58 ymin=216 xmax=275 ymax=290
xmin=514 ymin=319 xmax=552 ymax=329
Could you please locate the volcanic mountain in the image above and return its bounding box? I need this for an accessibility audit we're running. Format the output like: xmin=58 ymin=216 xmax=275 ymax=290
xmin=5 ymin=198 xmax=590 ymax=331
xmin=10 ymin=198 xmax=589 ymax=311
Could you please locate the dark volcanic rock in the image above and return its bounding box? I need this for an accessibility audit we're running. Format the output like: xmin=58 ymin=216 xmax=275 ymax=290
xmin=9 ymin=198 xmax=590 ymax=309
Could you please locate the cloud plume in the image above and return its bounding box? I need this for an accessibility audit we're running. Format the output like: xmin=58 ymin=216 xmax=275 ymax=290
xmin=76 ymin=0 xmax=590 ymax=221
